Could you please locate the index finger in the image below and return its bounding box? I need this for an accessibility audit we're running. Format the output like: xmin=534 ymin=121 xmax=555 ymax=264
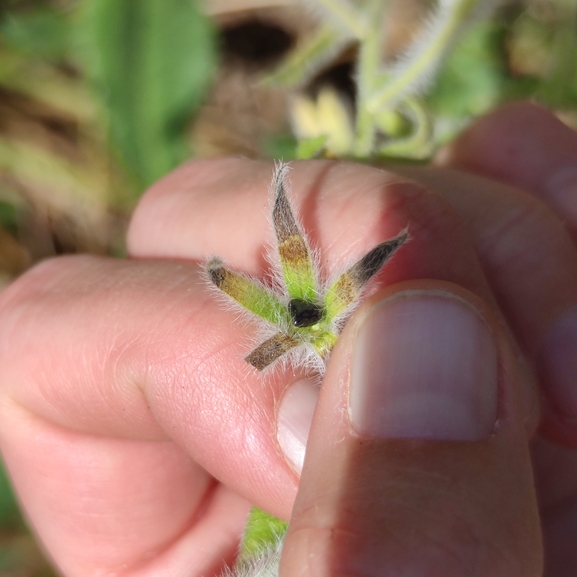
xmin=0 ymin=159 xmax=516 ymax=574
xmin=2 ymin=161 xmax=500 ymax=499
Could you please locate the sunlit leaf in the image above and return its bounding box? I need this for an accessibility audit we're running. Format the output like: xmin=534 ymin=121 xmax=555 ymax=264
xmin=264 ymin=133 xmax=298 ymax=160
xmin=296 ymin=134 xmax=327 ymax=159
xmin=0 ymin=8 xmax=71 ymax=62
xmin=82 ymin=0 xmax=216 ymax=188
xmin=427 ymin=21 xmax=506 ymax=123
xmin=0 ymin=201 xmax=18 ymax=237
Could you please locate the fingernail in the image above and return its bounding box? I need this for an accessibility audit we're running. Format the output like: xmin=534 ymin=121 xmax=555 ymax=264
xmin=349 ymin=291 xmax=499 ymax=441
xmin=545 ymin=167 xmax=577 ymax=226
xmin=538 ymin=307 xmax=577 ymax=420
xmin=277 ymin=378 xmax=319 ymax=473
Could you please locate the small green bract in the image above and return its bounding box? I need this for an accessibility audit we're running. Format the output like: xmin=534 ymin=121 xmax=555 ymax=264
xmin=206 ymin=163 xmax=407 ymax=373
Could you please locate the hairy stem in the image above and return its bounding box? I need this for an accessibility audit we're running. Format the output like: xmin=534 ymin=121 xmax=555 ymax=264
xmin=368 ymin=0 xmax=482 ymax=113
xmin=315 ymin=0 xmax=366 ymax=38
xmin=353 ymin=0 xmax=387 ymax=157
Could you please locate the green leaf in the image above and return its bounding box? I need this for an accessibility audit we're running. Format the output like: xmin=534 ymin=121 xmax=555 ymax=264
xmin=427 ymin=21 xmax=507 ymax=124
xmin=239 ymin=507 xmax=287 ymax=562
xmin=0 ymin=200 xmax=18 ymax=237
xmin=0 ymin=8 xmax=71 ymax=62
xmin=263 ymin=133 xmax=298 ymax=160
xmin=377 ymin=98 xmax=434 ymax=159
xmin=0 ymin=459 xmax=20 ymax=528
xmin=296 ymin=134 xmax=327 ymax=159
xmin=374 ymin=109 xmax=411 ymax=138
xmin=82 ymin=0 xmax=216 ymax=189
xmin=263 ymin=25 xmax=349 ymax=88
xmin=536 ymin=1 xmax=577 ymax=108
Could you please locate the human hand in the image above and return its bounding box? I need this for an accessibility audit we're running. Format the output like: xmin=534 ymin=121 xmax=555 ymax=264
xmin=0 ymin=102 xmax=575 ymax=576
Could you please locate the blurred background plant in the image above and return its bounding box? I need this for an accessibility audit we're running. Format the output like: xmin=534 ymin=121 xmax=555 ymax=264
xmin=0 ymin=0 xmax=576 ymax=573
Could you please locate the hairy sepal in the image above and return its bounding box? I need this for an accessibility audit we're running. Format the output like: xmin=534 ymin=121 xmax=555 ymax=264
xmin=223 ymin=536 xmax=283 ymax=577
xmin=272 ymin=163 xmax=318 ymax=303
xmin=324 ymin=229 xmax=409 ymax=320
xmin=206 ymin=164 xmax=408 ymax=374
xmin=206 ymin=258 xmax=290 ymax=327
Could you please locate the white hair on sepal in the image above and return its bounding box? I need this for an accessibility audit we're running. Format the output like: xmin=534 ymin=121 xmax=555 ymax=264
xmin=256 ymin=334 xmax=329 ymax=380
xmin=203 ymin=259 xmax=282 ymax=331
xmin=322 ymin=226 xmax=411 ymax=332
xmin=265 ymin=162 xmax=293 ymax=301
xmin=254 ymin=334 xmax=327 ymax=381
xmin=220 ymin=533 xmax=284 ymax=577
xmin=205 ymin=162 xmax=409 ymax=374
xmin=202 ymin=256 xmax=323 ymax=377
xmin=202 ymin=262 xmax=295 ymax=383
xmin=266 ymin=162 xmax=323 ymax=302
xmin=221 ymin=535 xmax=283 ymax=577
xmin=263 ymin=242 xmax=324 ymax=312
xmin=286 ymin=341 xmax=327 ymax=378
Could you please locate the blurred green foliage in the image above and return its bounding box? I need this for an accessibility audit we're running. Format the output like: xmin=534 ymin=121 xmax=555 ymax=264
xmin=82 ymin=0 xmax=216 ymax=189
xmin=428 ymin=21 xmax=507 ymax=134
xmin=0 ymin=0 xmax=216 ymax=195
xmin=0 ymin=1 xmax=217 ymax=565
xmin=536 ymin=0 xmax=577 ymax=108
xmin=0 ymin=6 xmax=71 ymax=61
xmin=0 ymin=200 xmax=18 ymax=236
xmin=0 ymin=459 xmax=19 ymax=529
xmin=265 ymin=133 xmax=299 ymax=160
xmin=399 ymin=0 xmax=577 ymax=147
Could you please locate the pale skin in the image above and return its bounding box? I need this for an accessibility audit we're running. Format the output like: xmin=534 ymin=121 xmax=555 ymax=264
xmin=0 ymin=102 xmax=576 ymax=576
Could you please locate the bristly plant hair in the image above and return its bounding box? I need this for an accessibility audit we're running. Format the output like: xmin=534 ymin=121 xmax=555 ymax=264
xmin=368 ymin=0 xmax=503 ymax=112
xmin=222 ymin=534 xmax=283 ymax=577
xmin=205 ymin=162 xmax=408 ymax=374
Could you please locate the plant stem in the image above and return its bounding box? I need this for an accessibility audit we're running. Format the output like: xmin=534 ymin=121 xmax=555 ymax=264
xmin=368 ymin=0 xmax=481 ymax=113
xmin=315 ymin=0 xmax=366 ymax=38
xmin=353 ymin=0 xmax=386 ymax=157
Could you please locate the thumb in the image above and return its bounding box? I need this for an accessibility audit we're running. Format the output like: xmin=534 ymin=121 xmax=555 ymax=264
xmin=280 ymin=281 xmax=542 ymax=577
